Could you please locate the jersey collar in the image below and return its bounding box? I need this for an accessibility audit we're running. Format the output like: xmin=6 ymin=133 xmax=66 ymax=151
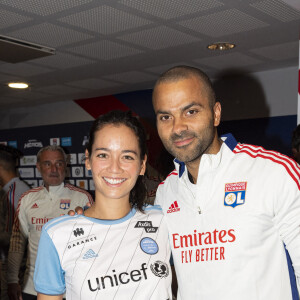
xmin=174 ymin=133 xmax=238 ymax=178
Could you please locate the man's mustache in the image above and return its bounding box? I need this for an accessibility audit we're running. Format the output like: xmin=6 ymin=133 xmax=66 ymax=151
xmin=171 ymin=131 xmax=195 ymax=142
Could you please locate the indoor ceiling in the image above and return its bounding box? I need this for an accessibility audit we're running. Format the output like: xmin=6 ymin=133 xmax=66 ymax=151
xmin=0 ymin=0 xmax=299 ymax=110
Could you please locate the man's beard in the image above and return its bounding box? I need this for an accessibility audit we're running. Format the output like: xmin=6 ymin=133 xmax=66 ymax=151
xmin=163 ymin=123 xmax=215 ymax=164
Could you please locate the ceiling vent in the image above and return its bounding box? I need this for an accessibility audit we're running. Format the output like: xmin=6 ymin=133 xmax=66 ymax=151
xmin=0 ymin=35 xmax=55 ymax=63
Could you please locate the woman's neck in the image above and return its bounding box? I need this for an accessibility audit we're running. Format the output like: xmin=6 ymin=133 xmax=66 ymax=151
xmin=84 ymin=197 xmax=131 ymax=220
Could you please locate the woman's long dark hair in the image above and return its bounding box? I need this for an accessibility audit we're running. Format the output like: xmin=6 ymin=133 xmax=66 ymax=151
xmin=86 ymin=110 xmax=147 ymax=212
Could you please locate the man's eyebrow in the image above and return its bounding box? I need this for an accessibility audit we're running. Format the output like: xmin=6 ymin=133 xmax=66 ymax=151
xmin=156 ymin=102 xmax=203 ymax=115
xmin=181 ymin=102 xmax=203 ymax=112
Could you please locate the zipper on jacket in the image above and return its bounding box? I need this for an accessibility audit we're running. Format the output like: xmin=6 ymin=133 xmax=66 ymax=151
xmin=197 ymin=206 xmax=201 ymax=214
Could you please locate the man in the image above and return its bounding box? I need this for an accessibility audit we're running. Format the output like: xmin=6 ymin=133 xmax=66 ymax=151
xmin=292 ymin=124 xmax=300 ymax=163
xmin=153 ymin=66 xmax=300 ymax=299
xmin=0 ymin=146 xmax=30 ymax=300
xmin=7 ymin=145 xmax=93 ymax=300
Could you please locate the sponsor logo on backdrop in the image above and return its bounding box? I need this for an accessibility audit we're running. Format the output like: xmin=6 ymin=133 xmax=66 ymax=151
xmin=68 ymin=153 xmax=77 ymax=165
xmin=82 ymin=136 xmax=88 ymax=146
xmin=20 ymin=156 xmax=37 ymax=166
xmin=89 ymin=180 xmax=95 ymax=191
xmin=24 ymin=139 xmax=43 ymax=149
xmin=78 ymin=153 xmax=85 ymax=164
xmin=35 ymin=168 xmax=42 ymax=178
xmin=50 ymin=138 xmax=60 ymax=146
xmin=76 ymin=179 xmax=88 ymax=190
xmin=18 ymin=168 xmax=35 ymax=178
xmin=85 ymin=169 xmax=92 ymax=177
xmin=8 ymin=141 xmax=17 ymax=148
xmin=72 ymin=166 xmax=84 ymax=177
xmin=61 ymin=137 xmax=72 ymax=147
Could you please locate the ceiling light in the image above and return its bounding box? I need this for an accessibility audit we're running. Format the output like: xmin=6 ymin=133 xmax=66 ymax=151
xmin=207 ymin=42 xmax=235 ymax=51
xmin=8 ymin=82 xmax=29 ymax=89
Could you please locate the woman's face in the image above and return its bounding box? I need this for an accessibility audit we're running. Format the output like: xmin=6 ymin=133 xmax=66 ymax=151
xmin=86 ymin=124 xmax=146 ymax=202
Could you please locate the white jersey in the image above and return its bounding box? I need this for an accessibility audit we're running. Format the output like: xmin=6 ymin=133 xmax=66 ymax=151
xmin=34 ymin=205 xmax=172 ymax=300
xmin=155 ymin=133 xmax=300 ymax=300
xmin=7 ymin=183 xmax=93 ymax=296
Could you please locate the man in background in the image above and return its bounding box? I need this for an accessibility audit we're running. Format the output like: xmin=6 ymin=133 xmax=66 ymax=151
xmin=0 ymin=145 xmax=29 ymax=300
xmin=292 ymin=124 xmax=300 ymax=163
xmin=7 ymin=145 xmax=93 ymax=300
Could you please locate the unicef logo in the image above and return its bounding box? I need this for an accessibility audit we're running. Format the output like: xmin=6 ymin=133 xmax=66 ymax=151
xmin=150 ymin=261 xmax=169 ymax=278
xmin=140 ymin=237 xmax=158 ymax=255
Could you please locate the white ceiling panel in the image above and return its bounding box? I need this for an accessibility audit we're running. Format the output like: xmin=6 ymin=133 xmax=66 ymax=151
xmin=250 ymin=41 xmax=299 ymax=60
xmin=145 ymin=62 xmax=190 ymax=74
xmin=118 ymin=26 xmax=200 ymax=50
xmin=8 ymin=23 xmax=93 ymax=47
xmin=178 ymin=8 xmax=269 ymax=37
xmin=68 ymin=40 xmax=143 ymax=60
xmin=36 ymin=84 xmax=86 ymax=95
xmin=0 ymin=62 xmax=51 ymax=76
xmin=120 ymin=0 xmax=224 ymax=19
xmin=103 ymin=71 xmax=157 ymax=84
xmin=195 ymin=53 xmax=263 ymax=70
xmin=59 ymin=5 xmax=152 ymax=35
xmin=66 ymin=78 xmax=121 ymax=90
xmin=0 ymin=0 xmax=94 ymax=16
xmin=32 ymin=52 xmax=95 ymax=69
xmin=250 ymin=0 xmax=300 ymax=22
xmin=0 ymin=9 xmax=32 ymax=29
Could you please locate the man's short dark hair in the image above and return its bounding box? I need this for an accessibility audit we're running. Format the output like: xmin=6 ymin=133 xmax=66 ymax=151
xmin=292 ymin=124 xmax=300 ymax=151
xmin=0 ymin=145 xmax=22 ymax=172
xmin=154 ymin=65 xmax=216 ymax=107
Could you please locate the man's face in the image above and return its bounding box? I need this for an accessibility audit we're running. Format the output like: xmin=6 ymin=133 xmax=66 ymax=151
xmin=37 ymin=150 xmax=66 ymax=188
xmin=153 ymin=76 xmax=221 ymax=165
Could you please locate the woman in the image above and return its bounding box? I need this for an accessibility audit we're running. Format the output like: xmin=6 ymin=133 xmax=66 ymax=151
xmin=33 ymin=111 xmax=172 ymax=299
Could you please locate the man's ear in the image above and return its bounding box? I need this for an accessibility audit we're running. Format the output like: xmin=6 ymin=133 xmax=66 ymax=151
xmin=36 ymin=162 xmax=41 ymax=173
xmin=139 ymin=154 xmax=147 ymax=176
xmin=214 ymin=102 xmax=221 ymax=127
xmin=85 ymin=150 xmax=91 ymax=170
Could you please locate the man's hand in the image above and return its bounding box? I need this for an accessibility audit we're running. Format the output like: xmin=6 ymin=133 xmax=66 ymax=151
xmin=67 ymin=202 xmax=91 ymax=216
xmin=8 ymin=283 xmax=22 ymax=300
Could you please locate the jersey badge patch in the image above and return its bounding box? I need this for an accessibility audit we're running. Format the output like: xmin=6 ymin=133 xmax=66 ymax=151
xmin=140 ymin=237 xmax=158 ymax=255
xmin=150 ymin=261 xmax=169 ymax=278
xmin=134 ymin=221 xmax=158 ymax=233
xmin=83 ymin=249 xmax=98 ymax=259
xmin=224 ymin=182 xmax=247 ymax=208
xmin=60 ymin=199 xmax=71 ymax=210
